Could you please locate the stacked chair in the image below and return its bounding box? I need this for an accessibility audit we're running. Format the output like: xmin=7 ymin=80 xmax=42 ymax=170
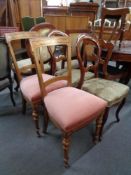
xmin=29 ymin=35 xmax=107 ymax=167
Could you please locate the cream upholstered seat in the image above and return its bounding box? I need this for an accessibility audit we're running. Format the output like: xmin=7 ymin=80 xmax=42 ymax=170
xmin=29 ymin=35 xmax=107 ymax=167
xmin=55 ymin=68 xmax=94 ymax=87
xmin=75 ymin=34 xmax=129 ymax=140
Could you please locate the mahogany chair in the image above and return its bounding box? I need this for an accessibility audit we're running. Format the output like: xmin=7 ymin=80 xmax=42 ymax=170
xmin=76 ymin=34 xmax=129 ymax=140
xmin=99 ymin=7 xmax=130 ymax=82
xmin=29 ymin=36 xmax=107 ymax=167
xmin=49 ymin=29 xmax=95 ymax=88
xmin=5 ymin=31 xmax=67 ymax=137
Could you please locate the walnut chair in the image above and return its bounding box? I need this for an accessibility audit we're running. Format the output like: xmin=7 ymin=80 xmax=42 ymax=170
xmin=49 ymin=29 xmax=95 ymax=88
xmin=99 ymin=7 xmax=130 ymax=82
xmin=5 ymin=31 xmax=67 ymax=137
xmin=76 ymin=34 xmax=129 ymax=140
xmin=29 ymin=36 xmax=107 ymax=167
xmin=0 ymin=37 xmax=15 ymax=106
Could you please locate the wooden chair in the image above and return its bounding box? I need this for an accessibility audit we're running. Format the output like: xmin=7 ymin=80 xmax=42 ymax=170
xmin=29 ymin=35 xmax=107 ymax=167
xmin=76 ymin=34 xmax=129 ymax=140
xmin=99 ymin=7 xmax=130 ymax=82
xmin=0 ymin=37 xmax=15 ymax=106
xmin=5 ymin=31 xmax=67 ymax=137
xmin=30 ymin=22 xmax=56 ymax=74
xmin=51 ymin=29 xmax=95 ymax=88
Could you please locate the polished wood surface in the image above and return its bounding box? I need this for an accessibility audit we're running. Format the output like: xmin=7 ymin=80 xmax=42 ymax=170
xmin=111 ymin=41 xmax=131 ymax=62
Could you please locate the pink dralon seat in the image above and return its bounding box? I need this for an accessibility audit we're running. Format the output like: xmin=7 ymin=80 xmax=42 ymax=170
xmin=44 ymin=87 xmax=107 ymax=133
xmin=20 ymin=74 xmax=67 ymax=102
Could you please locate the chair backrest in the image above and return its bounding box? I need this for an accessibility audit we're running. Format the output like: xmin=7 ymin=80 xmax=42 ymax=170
xmin=35 ymin=16 xmax=45 ymax=24
xmin=76 ymin=34 xmax=114 ymax=81
xmin=0 ymin=38 xmax=10 ymax=79
xmin=66 ymin=29 xmax=89 ymax=59
xmin=99 ymin=7 xmax=129 ymax=44
xmin=30 ymin=22 xmax=56 ymax=36
xmin=76 ymin=34 xmax=101 ymax=79
xmin=5 ymin=31 xmax=40 ymax=82
xmin=30 ymin=22 xmax=56 ymax=63
xmin=21 ymin=16 xmax=35 ymax=31
xmin=29 ymin=36 xmax=72 ymax=97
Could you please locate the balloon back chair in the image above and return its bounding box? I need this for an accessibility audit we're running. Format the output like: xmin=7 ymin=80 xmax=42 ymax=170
xmin=5 ymin=31 xmax=67 ymax=137
xmin=48 ymin=29 xmax=95 ymax=88
xmin=99 ymin=7 xmax=130 ymax=82
xmin=29 ymin=35 xmax=107 ymax=167
xmin=0 ymin=37 xmax=15 ymax=106
xmin=76 ymin=34 xmax=129 ymax=140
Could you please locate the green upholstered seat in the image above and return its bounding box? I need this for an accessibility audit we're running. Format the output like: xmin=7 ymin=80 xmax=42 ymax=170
xmin=82 ymin=78 xmax=129 ymax=107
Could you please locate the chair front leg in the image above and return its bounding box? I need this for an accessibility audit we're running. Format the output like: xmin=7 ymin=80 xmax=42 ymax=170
xmin=62 ymin=133 xmax=71 ymax=168
xmin=42 ymin=104 xmax=49 ymax=134
xmin=94 ymin=110 xmax=105 ymax=143
xmin=32 ymin=103 xmax=41 ymax=137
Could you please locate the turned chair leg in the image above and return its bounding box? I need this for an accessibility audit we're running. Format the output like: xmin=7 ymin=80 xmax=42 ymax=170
xmin=116 ymin=98 xmax=126 ymax=122
xmin=94 ymin=111 xmax=104 ymax=143
xmin=99 ymin=107 xmax=110 ymax=141
xmin=8 ymin=84 xmax=16 ymax=106
xmin=43 ymin=104 xmax=49 ymax=134
xmin=32 ymin=104 xmax=41 ymax=137
xmin=62 ymin=133 xmax=71 ymax=168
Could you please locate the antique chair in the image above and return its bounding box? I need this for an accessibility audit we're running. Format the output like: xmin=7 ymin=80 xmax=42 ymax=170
xmin=99 ymin=7 xmax=130 ymax=82
xmin=29 ymin=35 xmax=107 ymax=167
xmin=30 ymin=22 xmax=56 ymax=74
xmin=76 ymin=34 xmax=129 ymax=140
xmin=0 ymin=37 xmax=15 ymax=106
xmin=5 ymin=31 xmax=67 ymax=137
xmin=50 ymin=29 xmax=95 ymax=88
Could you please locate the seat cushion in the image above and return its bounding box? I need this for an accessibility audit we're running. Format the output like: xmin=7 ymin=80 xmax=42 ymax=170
xmin=17 ymin=58 xmax=51 ymax=74
xmin=44 ymin=87 xmax=107 ymax=132
xmin=20 ymin=74 xmax=67 ymax=103
xmin=55 ymin=69 xmax=94 ymax=87
xmin=82 ymin=78 xmax=129 ymax=107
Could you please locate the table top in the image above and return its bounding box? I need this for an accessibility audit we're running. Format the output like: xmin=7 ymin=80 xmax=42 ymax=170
xmin=111 ymin=40 xmax=131 ymax=62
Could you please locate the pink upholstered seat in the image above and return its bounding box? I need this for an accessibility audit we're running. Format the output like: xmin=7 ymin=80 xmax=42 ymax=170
xmin=44 ymin=87 xmax=107 ymax=132
xmin=20 ymin=74 xmax=67 ymax=102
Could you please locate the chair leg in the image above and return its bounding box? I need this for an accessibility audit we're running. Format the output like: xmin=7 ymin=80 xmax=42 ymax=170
xmin=22 ymin=97 xmax=27 ymax=115
xmin=99 ymin=107 xmax=110 ymax=141
xmin=115 ymin=98 xmax=126 ymax=122
xmin=94 ymin=111 xmax=104 ymax=143
xmin=62 ymin=133 xmax=71 ymax=168
xmin=8 ymin=79 xmax=16 ymax=106
xmin=32 ymin=103 xmax=41 ymax=137
xmin=43 ymin=104 xmax=49 ymax=134
xmin=14 ymin=72 xmax=19 ymax=92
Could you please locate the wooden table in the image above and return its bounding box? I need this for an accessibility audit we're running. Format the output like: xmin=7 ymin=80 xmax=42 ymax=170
xmin=111 ymin=40 xmax=131 ymax=84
